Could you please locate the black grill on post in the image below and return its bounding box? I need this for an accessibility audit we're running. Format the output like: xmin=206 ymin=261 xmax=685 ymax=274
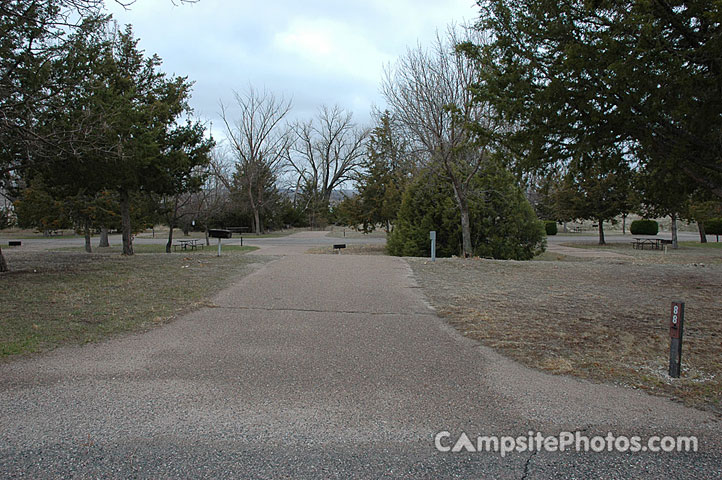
xmin=208 ymin=229 xmax=232 ymax=239
xmin=209 ymin=229 xmax=232 ymax=256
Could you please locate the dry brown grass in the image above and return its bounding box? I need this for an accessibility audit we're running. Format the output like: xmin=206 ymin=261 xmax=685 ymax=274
xmin=0 ymin=248 xmax=266 ymax=359
xmin=407 ymin=249 xmax=722 ymax=414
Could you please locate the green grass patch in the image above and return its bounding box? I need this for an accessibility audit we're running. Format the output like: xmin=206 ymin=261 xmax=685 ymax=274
xmin=58 ymin=244 xmax=257 ymax=254
xmin=558 ymin=241 xmax=722 ymax=265
xmin=0 ymin=248 xmax=267 ymax=360
xmin=138 ymin=228 xmax=300 ymax=240
xmin=680 ymin=241 xmax=722 ymax=249
xmin=0 ymin=230 xmax=84 ymax=240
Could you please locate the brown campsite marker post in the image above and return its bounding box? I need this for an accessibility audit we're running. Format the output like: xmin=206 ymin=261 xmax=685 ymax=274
xmin=669 ymin=301 xmax=685 ymax=378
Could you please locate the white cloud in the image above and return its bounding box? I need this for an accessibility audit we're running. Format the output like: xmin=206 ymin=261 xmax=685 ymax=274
xmin=273 ymin=17 xmax=392 ymax=84
xmin=103 ymin=0 xmax=480 ymax=126
xmin=275 ymin=19 xmax=336 ymax=57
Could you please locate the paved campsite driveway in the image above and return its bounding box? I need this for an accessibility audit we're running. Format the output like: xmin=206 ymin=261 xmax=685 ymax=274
xmin=0 ymin=232 xmax=719 ymax=478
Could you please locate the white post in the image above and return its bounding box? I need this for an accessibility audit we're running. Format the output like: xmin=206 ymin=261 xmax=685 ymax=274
xmin=430 ymin=231 xmax=436 ymax=262
xmin=217 ymin=237 xmax=222 ymax=257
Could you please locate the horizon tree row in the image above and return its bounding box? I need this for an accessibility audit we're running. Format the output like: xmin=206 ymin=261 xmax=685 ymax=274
xmin=218 ymin=85 xmax=369 ymax=233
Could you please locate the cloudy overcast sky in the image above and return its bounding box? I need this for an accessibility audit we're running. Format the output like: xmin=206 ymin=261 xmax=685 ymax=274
xmin=105 ymin=0 xmax=479 ymax=136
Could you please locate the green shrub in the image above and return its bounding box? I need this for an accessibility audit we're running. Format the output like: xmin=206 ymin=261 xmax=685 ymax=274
xmin=387 ymin=162 xmax=546 ymax=260
xmin=630 ymin=219 xmax=659 ymax=235
xmin=544 ymin=221 xmax=558 ymax=236
xmin=706 ymin=218 xmax=722 ymax=236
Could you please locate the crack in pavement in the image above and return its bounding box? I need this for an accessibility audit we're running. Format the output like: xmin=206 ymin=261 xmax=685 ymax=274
xmin=517 ymin=425 xmax=593 ymax=480
xmin=521 ymin=449 xmax=539 ymax=480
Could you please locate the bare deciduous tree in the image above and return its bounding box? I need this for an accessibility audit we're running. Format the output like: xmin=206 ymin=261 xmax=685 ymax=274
xmin=220 ymin=87 xmax=292 ymax=234
xmin=288 ymin=105 xmax=368 ymax=225
xmin=381 ymin=26 xmax=500 ymax=257
xmin=189 ymin=147 xmax=234 ymax=243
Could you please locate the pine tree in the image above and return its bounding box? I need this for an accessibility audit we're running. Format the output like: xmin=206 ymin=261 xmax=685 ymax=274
xmin=352 ymin=112 xmax=411 ymax=233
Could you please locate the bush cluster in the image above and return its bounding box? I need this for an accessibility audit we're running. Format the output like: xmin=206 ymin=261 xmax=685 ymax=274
xmin=387 ymin=161 xmax=546 ymax=260
xmin=544 ymin=221 xmax=558 ymax=236
xmin=706 ymin=218 xmax=722 ymax=236
xmin=630 ymin=219 xmax=659 ymax=235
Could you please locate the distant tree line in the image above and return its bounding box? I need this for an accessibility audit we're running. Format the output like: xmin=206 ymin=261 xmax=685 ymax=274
xmin=217 ymin=89 xmax=368 ymax=235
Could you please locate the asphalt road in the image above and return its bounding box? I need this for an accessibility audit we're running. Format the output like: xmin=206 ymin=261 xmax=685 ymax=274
xmin=0 ymin=229 xmax=385 ymax=253
xmin=0 ymin=227 xmax=703 ymax=252
xmin=1 ymin=231 xmax=719 ymax=478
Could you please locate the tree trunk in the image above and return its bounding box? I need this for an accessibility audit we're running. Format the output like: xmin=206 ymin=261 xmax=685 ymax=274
xmin=0 ymin=247 xmax=8 ymax=273
xmin=182 ymin=225 xmax=190 ymax=236
xmin=204 ymin=227 xmax=210 ymax=246
xmin=248 ymin=186 xmax=261 ymax=234
xmin=253 ymin=208 xmax=261 ymax=235
xmin=99 ymin=227 xmax=110 ymax=248
xmin=598 ymin=219 xmax=606 ymax=245
xmin=119 ymin=189 xmax=134 ymax=256
xmin=622 ymin=214 xmax=627 ymax=235
xmin=698 ymin=222 xmax=707 ymax=243
xmin=166 ymin=225 xmax=174 ymax=253
xmin=84 ymin=222 xmax=92 ymax=253
xmin=256 ymin=186 xmax=266 ymax=234
xmin=452 ymin=183 xmax=472 ymax=258
xmin=671 ymin=213 xmax=679 ymax=249
xmin=460 ymin=207 xmax=472 ymax=257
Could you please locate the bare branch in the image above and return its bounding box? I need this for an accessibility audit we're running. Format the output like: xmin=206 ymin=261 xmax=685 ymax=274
xmin=219 ymin=86 xmax=293 ymax=233
xmin=381 ymin=24 xmax=502 ymax=256
xmin=289 ymin=105 xmax=368 ymax=206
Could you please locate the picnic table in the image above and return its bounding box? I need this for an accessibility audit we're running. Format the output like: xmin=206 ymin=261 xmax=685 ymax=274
xmin=632 ymin=238 xmax=660 ymax=250
xmin=632 ymin=238 xmax=674 ymax=250
xmin=174 ymin=239 xmax=204 ymax=252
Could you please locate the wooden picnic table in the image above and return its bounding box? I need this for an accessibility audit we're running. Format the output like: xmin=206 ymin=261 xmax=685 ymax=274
xmin=632 ymin=238 xmax=673 ymax=250
xmin=632 ymin=238 xmax=660 ymax=250
xmin=174 ymin=239 xmax=203 ymax=251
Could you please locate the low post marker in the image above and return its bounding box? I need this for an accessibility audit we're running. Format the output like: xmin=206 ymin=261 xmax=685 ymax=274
xmin=430 ymin=231 xmax=436 ymax=262
xmin=669 ymin=301 xmax=685 ymax=378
